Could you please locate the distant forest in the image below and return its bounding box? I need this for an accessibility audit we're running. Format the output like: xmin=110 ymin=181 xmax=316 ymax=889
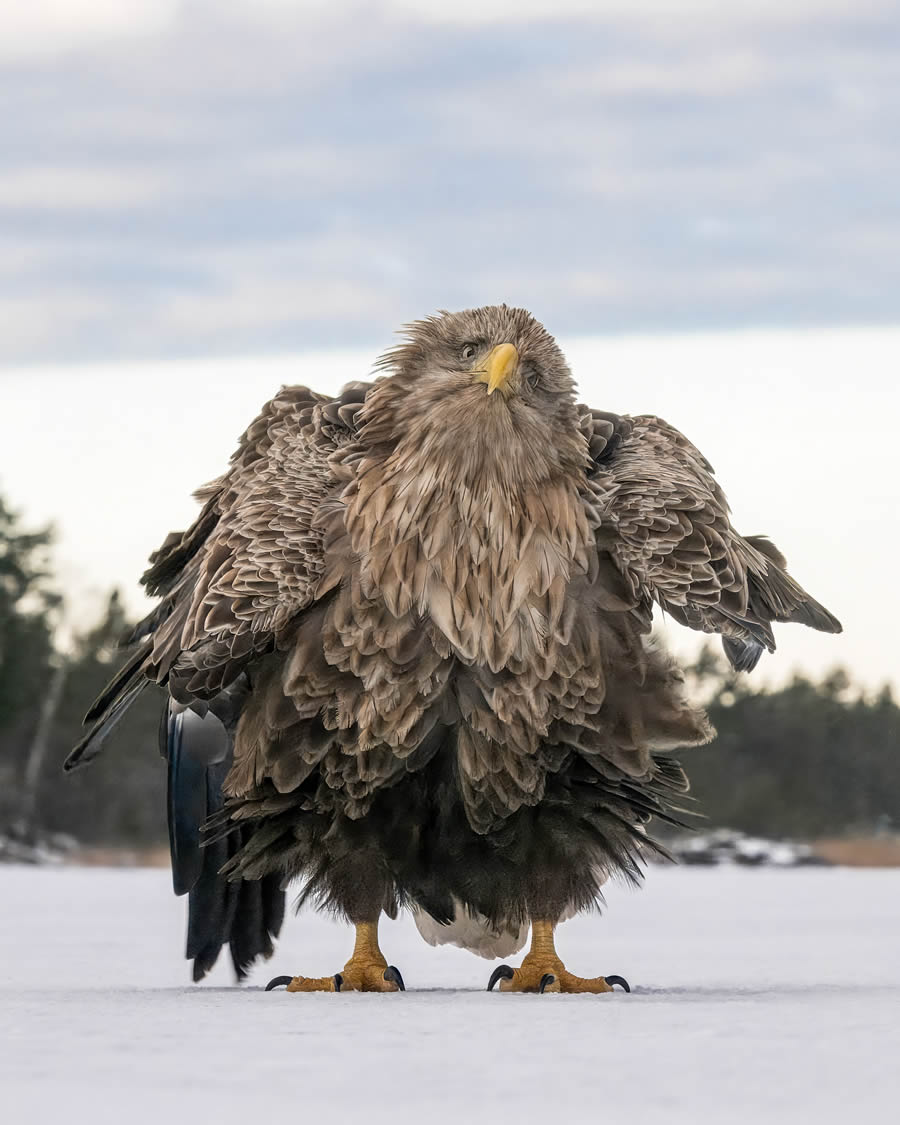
xmin=1 ymin=489 xmax=897 ymax=847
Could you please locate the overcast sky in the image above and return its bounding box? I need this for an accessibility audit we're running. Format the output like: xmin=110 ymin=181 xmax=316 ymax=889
xmin=1 ymin=0 xmax=899 ymax=364
xmin=1 ymin=3 xmax=896 ymax=691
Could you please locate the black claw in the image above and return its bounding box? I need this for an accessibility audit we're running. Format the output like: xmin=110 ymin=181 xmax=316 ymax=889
xmin=539 ymin=973 xmax=556 ymax=993
xmin=604 ymin=975 xmax=631 ymax=993
xmin=333 ymin=973 xmax=343 ymax=992
xmin=265 ymin=975 xmax=293 ymax=991
xmin=383 ymin=966 xmax=406 ymax=991
xmin=487 ymin=964 xmax=515 ymax=991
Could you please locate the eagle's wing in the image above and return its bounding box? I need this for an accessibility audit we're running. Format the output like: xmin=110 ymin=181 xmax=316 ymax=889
xmin=65 ymin=381 xmax=371 ymax=770
xmin=578 ymin=408 xmax=842 ymax=670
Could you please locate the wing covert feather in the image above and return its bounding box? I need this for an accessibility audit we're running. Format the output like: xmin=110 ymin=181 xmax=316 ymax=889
xmin=578 ymin=409 xmax=841 ymax=665
xmin=140 ymin=382 xmax=371 ymax=699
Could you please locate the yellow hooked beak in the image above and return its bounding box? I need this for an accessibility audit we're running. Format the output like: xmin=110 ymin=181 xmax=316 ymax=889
xmin=473 ymin=343 xmax=519 ymax=396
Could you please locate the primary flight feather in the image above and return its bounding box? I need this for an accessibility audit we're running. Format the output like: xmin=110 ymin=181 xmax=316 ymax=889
xmin=69 ymin=306 xmax=841 ymax=991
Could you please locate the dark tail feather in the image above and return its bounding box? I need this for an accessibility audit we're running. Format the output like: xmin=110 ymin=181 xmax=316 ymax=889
xmin=722 ymin=636 xmax=764 ymax=673
xmin=186 ymin=813 xmax=241 ymax=981
xmin=167 ymin=708 xmax=229 ymax=894
xmin=83 ymin=641 xmax=151 ymax=723
xmin=165 ymin=705 xmax=285 ymax=981
xmin=65 ymin=676 xmax=148 ymax=772
xmin=65 ymin=640 xmax=153 ymax=772
xmin=227 ymin=869 xmax=285 ymax=981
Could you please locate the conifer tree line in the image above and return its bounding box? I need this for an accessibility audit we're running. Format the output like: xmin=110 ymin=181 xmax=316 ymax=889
xmin=0 ymin=487 xmax=897 ymax=846
xmin=0 ymin=494 xmax=164 ymax=845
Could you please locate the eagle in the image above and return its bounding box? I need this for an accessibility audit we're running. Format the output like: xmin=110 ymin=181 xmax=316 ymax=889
xmin=67 ymin=306 xmax=841 ymax=994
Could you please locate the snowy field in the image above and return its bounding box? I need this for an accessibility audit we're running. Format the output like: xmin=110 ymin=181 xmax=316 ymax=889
xmin=2 ymin=865 xmax=898 ymax=1124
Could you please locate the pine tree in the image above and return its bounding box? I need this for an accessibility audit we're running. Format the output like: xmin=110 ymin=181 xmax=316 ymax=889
xmin=0 ymin=494 xmax=60 ymax=824
xmin=34 ymin=590 xmax=167 ymax=846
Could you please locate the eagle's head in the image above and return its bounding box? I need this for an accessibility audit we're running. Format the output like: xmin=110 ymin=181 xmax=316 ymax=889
xmin=344 ymin=306 xmax=598 ymax=641
xmin=363 ymin=306 xmax=588 ymax=493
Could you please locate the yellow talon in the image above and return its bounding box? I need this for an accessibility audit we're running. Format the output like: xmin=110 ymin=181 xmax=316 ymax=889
xmin=268 ymin=920 xmax=405 ymax=994
xmin=284 ymin=974 xmax=340 ymax=993
xmin=488 ymin=921 xmax=626 ymax=995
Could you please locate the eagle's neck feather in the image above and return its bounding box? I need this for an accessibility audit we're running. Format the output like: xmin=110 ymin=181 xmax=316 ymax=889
xmin=343 ymin=447 xmax=594 ymax=670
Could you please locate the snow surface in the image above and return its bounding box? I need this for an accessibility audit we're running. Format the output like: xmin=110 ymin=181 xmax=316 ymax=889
xmin=2 ymin=864 xmax=898 ymax=1124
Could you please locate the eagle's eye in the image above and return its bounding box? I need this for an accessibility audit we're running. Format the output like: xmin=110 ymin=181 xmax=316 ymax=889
xmin=524 ymin=365 xmax=541 ymax=391
xmin=460 ymin=343 xmax=477 ymax=362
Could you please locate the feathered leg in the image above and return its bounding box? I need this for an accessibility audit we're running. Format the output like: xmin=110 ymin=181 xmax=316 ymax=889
xmin=487 ymin=921 xmax=629 ymax=995
xmin=266 ymin=916 xmax=405 ymax=993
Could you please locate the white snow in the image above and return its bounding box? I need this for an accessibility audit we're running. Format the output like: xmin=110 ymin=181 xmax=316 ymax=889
xmin=1 ymin=864 xmax=898 ymax=1124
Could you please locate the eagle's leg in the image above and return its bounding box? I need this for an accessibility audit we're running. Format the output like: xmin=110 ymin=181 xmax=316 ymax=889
xmin=488 ymin=921 xmax=627 ymax=995
xmin=270 ymin=918 xmax=404 ymax=993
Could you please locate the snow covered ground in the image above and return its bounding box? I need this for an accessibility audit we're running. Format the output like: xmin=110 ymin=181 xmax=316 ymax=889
xmin=2 ymin=864 xmax=898 ymax=1124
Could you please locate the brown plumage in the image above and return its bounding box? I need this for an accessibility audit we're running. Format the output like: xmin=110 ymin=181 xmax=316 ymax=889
xmin=68 ymin=305 xmax=841 ymax=980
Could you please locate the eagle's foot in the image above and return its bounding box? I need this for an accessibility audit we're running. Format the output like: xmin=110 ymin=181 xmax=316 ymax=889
xmin=266 ymin=920 xmax=405 ymax=993
xmin=277 ymin=961 xmax=401 ymax=993
xmin=335 ymin=956 xmax=404 ymax=993
xmin=487 ymin=957 xmax=616 ymax=994
xmin=486 ymin=921 xmax=629 ymax=995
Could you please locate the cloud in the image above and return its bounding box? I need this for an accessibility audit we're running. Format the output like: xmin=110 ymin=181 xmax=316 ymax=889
xmin=391 ymin=0 xmax=891 ymax=24
xmin=0 ymin=2 xmax=897 ymax=364
xmin=0 ymin=0 xmax=181 ymax=60
xmin=1 ymin=1 xmax=894 ymax=60
xmin=0 ymin=166 xmax=173 ymax=210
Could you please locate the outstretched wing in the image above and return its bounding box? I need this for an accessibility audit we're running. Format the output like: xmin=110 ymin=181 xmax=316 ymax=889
xmin=66 ymin=380 xmax=371 ymax=771
xmin=578 ymin=408 xmax=842 ymax=670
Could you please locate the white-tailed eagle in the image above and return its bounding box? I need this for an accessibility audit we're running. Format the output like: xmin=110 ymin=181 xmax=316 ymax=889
xmin=68 ymin=306 xmax=841 ymax=993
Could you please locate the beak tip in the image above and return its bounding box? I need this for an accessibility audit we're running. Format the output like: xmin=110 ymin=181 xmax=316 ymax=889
xmin=475 ymin=342 xmax=519 ymax=398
